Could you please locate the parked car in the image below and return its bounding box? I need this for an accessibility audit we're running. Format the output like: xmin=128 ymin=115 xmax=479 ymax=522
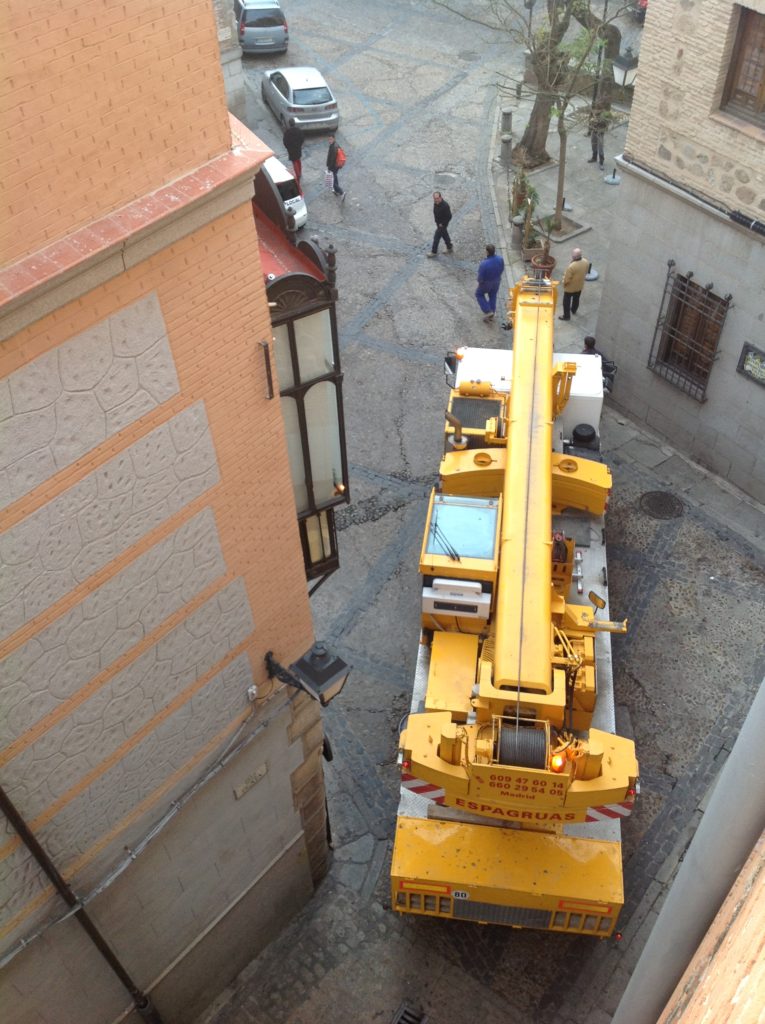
xmin=260 ymin=156 xmax=307 ymax=228
xmin=629 ymin=0 xmax=648 ymax=23
xmin=260 ymin=67 xmax=340 ymax=132
xmin=234 ymin=0 xmax=288 ymax=55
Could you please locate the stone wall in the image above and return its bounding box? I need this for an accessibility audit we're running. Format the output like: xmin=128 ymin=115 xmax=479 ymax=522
xmin=596 ymin=168 xmax=765 ymax=501
xmin=626 ymin=0 xmax=765 ymax=221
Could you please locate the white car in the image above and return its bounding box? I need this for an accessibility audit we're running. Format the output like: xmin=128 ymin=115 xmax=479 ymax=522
xmin=261 ymin=156 xmax=307 ymax=228
xmin=261 ymin=67 xmax=340 ymax=132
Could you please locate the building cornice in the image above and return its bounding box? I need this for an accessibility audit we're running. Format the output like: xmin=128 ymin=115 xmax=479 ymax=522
xmin=0 ymin=115 xmax=272 ymax=342
xmin=617 ymin=152 xmax=765 ymax=242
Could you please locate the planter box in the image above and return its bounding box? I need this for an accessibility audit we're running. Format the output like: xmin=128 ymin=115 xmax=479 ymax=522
xmin=522 ymin=245 xmax=544 ymax=261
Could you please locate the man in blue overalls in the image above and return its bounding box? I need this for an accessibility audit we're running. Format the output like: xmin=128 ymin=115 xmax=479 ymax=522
xmin=475 ymin=244 xmax=505 ymax=322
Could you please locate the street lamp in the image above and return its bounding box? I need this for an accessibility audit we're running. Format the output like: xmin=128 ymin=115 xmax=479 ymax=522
xmin=265 ymin=644 xmax=351 ymax=706
xmin=592 ymin=0 xmax=610 ymax=106
xmin=612 ymin=47 xmax=639 ymax=88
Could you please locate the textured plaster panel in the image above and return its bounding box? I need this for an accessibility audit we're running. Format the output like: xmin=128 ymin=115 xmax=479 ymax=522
xmin=0 ymin=509 xmax=225 ymax=752
xmin=57 ymin=320 xmax=112 ymax=390
xmin=38 ymin=654 xmax=254 ymax=867
xmin=0 ymin=293 xmax=179 ymax=509
xmin=0 ymin=379 xmax=12 ymax=420
xmin=0 ymin=402 xmax=220 ymax=641
xmin=0 ymin=844 xmax=67 ymax=956
xmin=3 ymin=580 xmax=253 ymax=821
xmin=8 ymin=349 xmax=61 ymax=414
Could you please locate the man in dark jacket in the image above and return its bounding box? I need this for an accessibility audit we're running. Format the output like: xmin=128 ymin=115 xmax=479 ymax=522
xmin=282 ymin=119 xmax=305 ymax=189
xmin=587 ymin=108 xmax=608 ymax=169
xmin=427 ymin=192 xmax=453 ymax=256
xmin=582 ymin=335 xmax=602 ymax=356
xmin=326 ymin=135 xmax=344 ymax=199
xmin=475 ymin=244 xmax=505 ymax=321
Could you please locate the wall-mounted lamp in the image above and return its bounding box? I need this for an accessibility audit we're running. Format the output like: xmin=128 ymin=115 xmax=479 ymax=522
xmin=612 ymin=47 xmax=639 ymax=88
xmin=332 ymin=470 xmax=346 ymax=496
xmin=265 ymin=644 xmax=351 ymax=707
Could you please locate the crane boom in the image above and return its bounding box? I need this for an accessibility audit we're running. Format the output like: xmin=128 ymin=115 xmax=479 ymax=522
xmin=495 ymin=278 xmax=555 ymax=695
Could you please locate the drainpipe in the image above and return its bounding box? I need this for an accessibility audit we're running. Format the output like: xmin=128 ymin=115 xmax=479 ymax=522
xmin=0 ymin=786 xmax=165 ymax=1024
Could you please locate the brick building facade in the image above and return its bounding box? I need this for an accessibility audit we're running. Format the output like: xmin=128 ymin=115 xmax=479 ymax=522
xmin=1 ymin=2 xmax=333 ymax=1021
xmin=597 ymin=0 xmax=765 ymax=501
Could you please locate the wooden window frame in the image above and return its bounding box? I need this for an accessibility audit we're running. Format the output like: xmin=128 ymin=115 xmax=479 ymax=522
xmin=648 ymin=261 xmax=732 ymax=402
xmin=722 ymin=7 xmax=765 ymax=126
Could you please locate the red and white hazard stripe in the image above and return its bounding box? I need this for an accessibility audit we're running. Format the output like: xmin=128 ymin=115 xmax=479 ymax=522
xmin=400 ymin=773 xmax=446 ymax=804
xmin=585 ymin=800 xmax=634 ymax=823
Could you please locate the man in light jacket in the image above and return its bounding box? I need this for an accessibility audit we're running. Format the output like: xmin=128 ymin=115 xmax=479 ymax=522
xmin=559 ymin=248 xmax=588 ymax=320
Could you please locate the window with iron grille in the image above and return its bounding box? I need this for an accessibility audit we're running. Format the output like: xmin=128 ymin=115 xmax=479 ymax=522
xmin=648 ymin=262 xmax=732 ymax=401
xmin=722 ymin=7 xmax=765 ymax=126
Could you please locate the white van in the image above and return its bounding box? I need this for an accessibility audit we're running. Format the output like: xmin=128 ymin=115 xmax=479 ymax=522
xmin=261 ymin=156 xmax=307 ymax=229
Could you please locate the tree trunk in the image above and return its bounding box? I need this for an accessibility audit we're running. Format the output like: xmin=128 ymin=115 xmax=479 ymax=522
xmin=554 ymin=112 xmax=567 ymax=230
xmin=598 ymin=26 xmax=622 ymax=109
xmin=514 ymin=90 xmax=556 ymax=166
xmin=572 ymin=7 xmax=622 ymax=110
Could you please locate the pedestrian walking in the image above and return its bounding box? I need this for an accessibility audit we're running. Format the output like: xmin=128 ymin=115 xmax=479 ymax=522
xmin=587 ymin=108 xmax=608 ymax=169
xmin=475 ymin=244 xmax=505 ymax=322
xmin=559 ymin=247 xmax=588 ymax=321
xmin=427 ymin=192 xmax=453 ymax=256
xmin=326 ymin=135 xmax=345 ymax=199
xmin=282 ymin=119 xmax=305 ymax=191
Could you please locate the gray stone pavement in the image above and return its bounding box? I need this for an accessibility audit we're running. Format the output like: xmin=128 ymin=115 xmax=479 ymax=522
xmin=197 ymin=3 xmax=765 ymax=1022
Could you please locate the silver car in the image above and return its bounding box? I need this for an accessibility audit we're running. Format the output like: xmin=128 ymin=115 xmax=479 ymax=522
xmin=260 ymin=67 xmax=340 ymax=132
xmin=234 ymin=0 xmax=288 ymax=55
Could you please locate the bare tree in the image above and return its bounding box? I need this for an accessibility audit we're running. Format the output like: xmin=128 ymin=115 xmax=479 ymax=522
xmin=434 ymin=0 xmax=627 ymax=227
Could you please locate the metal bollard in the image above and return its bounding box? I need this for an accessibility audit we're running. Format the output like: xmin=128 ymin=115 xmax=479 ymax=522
xmin=501 ymin=107 xmax=513 ymax=134
xmin=501 ymin=134 xmax=513 ymax=168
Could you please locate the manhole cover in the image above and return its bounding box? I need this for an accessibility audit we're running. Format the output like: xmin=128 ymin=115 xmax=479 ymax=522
xmin=391 ymin=1003 xmax=428 ymax=1024
xmin=639 ymin=491 xmax=684 ymax=520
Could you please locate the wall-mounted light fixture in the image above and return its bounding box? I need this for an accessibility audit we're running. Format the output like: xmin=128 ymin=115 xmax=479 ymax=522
xmin=265 ymin=644 xmax=351 ymax=707
xmin=612 ymin=47 xmax=639 ymax=88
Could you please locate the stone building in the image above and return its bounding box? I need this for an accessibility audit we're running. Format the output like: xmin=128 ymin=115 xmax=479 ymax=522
xmin=0 ymin=1 xmax=346 ymax=1021
xmin=597 ymin=0 xmax=765 ymax=502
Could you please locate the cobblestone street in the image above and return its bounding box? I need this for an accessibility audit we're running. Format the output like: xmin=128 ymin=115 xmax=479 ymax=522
xmin=199 ymin=1 xmax=765 ymax=1020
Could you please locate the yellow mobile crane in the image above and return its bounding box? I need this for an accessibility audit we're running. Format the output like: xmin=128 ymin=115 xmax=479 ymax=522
xmin=391 ymin=275 xmax=639 ymax=937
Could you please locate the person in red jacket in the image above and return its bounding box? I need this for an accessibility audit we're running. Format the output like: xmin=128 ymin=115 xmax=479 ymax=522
xmin=326 ymin=135 xmax=345 ymax=199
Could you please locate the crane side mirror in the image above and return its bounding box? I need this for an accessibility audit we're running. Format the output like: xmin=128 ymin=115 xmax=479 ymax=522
xmin=589 ymin=591 xmax=606 ymax=615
